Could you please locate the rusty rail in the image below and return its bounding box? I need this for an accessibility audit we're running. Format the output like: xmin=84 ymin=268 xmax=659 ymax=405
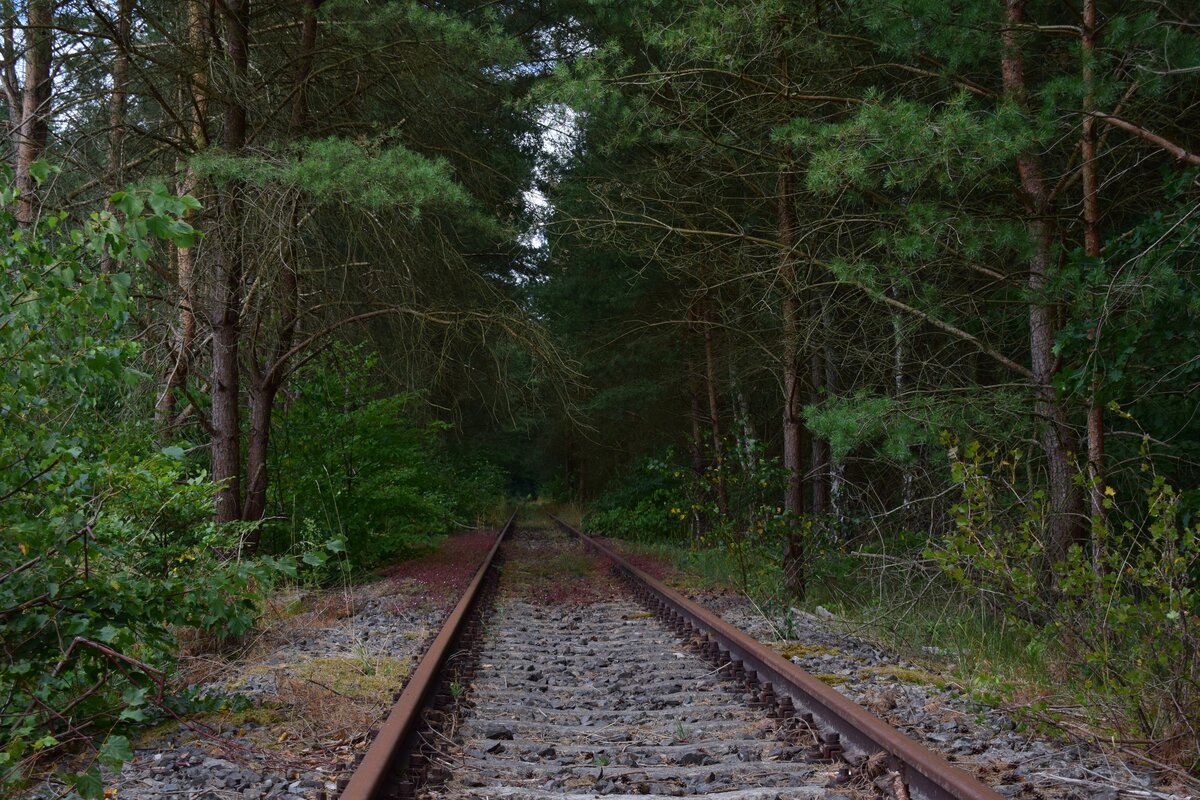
xmin=336 ymin=511 xmax=516 ymax=800
xmin=554 ymin=516 xmax=1006 ymax=800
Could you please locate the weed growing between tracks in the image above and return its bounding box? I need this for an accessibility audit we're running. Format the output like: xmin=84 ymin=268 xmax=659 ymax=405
xmin=500 ymin=536 xmax=625 ymax=604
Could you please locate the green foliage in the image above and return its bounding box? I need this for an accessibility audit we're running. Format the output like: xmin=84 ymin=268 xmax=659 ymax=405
xmin=804 ymin=388 xmax=1027 ymax=465
xmin=586 ymin=444 xmax=824 ymax=597
xmin=195 ymin=137 xmax=473 ymax=215
xmin=322 ymin=0 xmax=524 ymax=65
xmin=584 ymin=455 xmax=688 ymax=542
xmin=267 ymin=345 xmax=504 ymax=570
xmin=931 ymin=439 xmax=1200 ymax=762
xmin=0 ymin=172 xmax=295 ymax=798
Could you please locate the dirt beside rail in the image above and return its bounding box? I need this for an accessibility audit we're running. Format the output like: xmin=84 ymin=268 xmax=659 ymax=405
xmin=31 ymin=528 xmax=501 ymax=800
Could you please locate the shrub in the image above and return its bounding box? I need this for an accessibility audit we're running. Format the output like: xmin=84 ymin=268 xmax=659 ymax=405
xmin=267 ymin=346 xmax=505 ymax=569
xmin=0 ymin=173 xmax=299 ymax=798
xmin=931 ymin=438 xmax=1200 ymax=768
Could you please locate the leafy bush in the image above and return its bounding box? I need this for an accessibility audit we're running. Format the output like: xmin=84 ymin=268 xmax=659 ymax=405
xmin=0 ymin=172 xmax=302 ymax=798
xmin=267 ymin=346 xmax=505 ymax=570
xmin=931 ymin=438 xmax=1200 ymax=768
xmin=584 ymin=456 xmax=685 ymax=542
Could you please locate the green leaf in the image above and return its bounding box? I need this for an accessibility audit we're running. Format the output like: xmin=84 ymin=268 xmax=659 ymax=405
xmin=99 ymin=735 xmax=133 ymax=771
xmin=122 ymin=686 xmax=148 ymax=706
xmin=301 ymin=550 xmax=328 ymax=566
xmin=28 ymin=160 xmax=50 ymax=185
xmin=161 ymin=445 xmax=186 ymax=460
xmin=68 ymin=768 xmax=104 ymax=800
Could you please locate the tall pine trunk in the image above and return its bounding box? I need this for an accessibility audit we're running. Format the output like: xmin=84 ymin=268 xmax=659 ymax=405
xmin=100 ymin=0 xmax=132 ymax=275
xmin=701 ymin=303 xmax=729 ymax=517
xmin=809 ymin=346 xmax=829 ymax=516
xmin=157 ymin=0 xmax=209 ymax=430
xmin=779 ymin=168 xmax=806 ymax=600
xmin=1081 ymin=0 xmax=1108 ymax=572
xmin=14 ymin=0 xmax=51 ymax=226
xmin=242 ymin=0 xmax=319 ymax=538
xmin=1001 ymin=0 xmax=1085 ymax=567
xmin=212 ymin=0 xmax=250 ymax=525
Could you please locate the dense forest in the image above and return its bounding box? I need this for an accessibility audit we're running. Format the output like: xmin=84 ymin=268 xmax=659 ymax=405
xmin=1 ymin=0 xmax=1198 ymax=794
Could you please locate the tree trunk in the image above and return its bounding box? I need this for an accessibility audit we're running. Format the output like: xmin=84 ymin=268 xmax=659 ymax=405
xmin=105 ymin=0 xmax=131 ymax=190
xmin=244 ymin=260 xmax=299 ymax=530
xmin=157 ymin=0 xmax=210 ymax=431
xmin=14 ymin=0 xmax=51 ymax=226
xmin=242 ymin=0 xmax=319 ymax=537
xmin=730 ymin=365 xmax=758 ymax=473
xmin=688 ymin=369 xmax=710 ymax=540
xmin=1081 ymin=0 xmax=1107 ymax=570
xmin=211 ymin=226 xmax=243 ymax=524
xmin=242 ymin=383 xmax=277 ymax=524
xmin=211 ymin=0 xmax=250 ymax=525
xmin=689 ymin=366 xmax=707 ymax=480
xmin=1 ymin=16 xmax=21 ymax=135
xmin=809 ymin=346 xmax=829 ymax=516
xmin=779 ymin=168 xmax=806 ymax=600
xmin=890 ymin=286 xmax=917 ymax=511
xmin=100 ymin=0 xmax=132 ymax=275
xmin=1000 ymin=0 xmax=1085 ymax=566
xmin=821 ymin=300 xmax=844 ymax=523
xmin=701 ymin=304 xmax=729 ymax=517
xmin=291 ymin=0 xmax=321 ymax=132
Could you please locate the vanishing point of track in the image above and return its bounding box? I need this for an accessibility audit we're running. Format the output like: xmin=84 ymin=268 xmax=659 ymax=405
xmin=333 ymin=515 xmax=1005 ymax=800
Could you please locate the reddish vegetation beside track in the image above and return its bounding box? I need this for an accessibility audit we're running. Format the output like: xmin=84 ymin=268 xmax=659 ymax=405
xmin=597 ymin=537 xmax=678 ymax=582
xmin=382 ymin=529 xmax=500 ymax=606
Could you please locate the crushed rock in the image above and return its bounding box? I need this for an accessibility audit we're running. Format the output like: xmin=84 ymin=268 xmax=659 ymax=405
xmin=29 ymin=528 xmax=500 ymax=800
xmin=676 ymin=587 xmax=1195 ymax=800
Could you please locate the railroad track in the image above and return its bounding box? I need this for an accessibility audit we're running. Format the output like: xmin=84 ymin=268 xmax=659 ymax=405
xmin=334 ymin=515 xmax=1004 ymax=800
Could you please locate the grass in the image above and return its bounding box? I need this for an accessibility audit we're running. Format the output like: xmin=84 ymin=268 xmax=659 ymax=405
xmin=801 ymin=570 xmax=1048 ymax=692
xmin=504 ymin=550 xmax=595 ymax=582
xmin=290 ymin=656 xmax=412 ymax=699
xmin=614 ymin=537 xmax=1046 ymax=703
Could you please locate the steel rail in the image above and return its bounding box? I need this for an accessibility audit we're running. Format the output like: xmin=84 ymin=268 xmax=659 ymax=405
xmin=337 ymin=511 xmax=517 ymax=800
xmin=554 ymin=516 xmax=1006 ymax=800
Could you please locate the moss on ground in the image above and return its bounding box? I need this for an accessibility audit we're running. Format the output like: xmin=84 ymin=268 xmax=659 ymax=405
xmin=859 ymin=664 xmax=944 ymax=686
xmin=812 ymin=673 xmax=850 ymax=686
xmin=290 ymin=656 xmax=412 ymax=700
xmin=773 ymin=642 xmax=844 ymax=660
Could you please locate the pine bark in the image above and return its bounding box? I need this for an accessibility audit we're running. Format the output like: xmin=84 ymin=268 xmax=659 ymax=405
xmin=730 ymin=366 xmax=758 ymax=473
xmin=809 ymin=346 xmax=830 ymax=516
xmin=100 ymin=0 xmax=132 ymax=277
xmin=701 ymin=304 xmax=729 ymax=517
xmin=242 ymin=0 xmax=320 ymax=533
xmin=211 ymin=0 xmax=250 ymax=525
xmin=779 ymin=168 xmax=806 ymax=600
xmin=1081 ymin=0 xmax=1107 ymax=568
xmin=156 ymin=0 xmax=210 ymax=431
xmin=14 ymin=0 xmax=51 ymax=227
xmin=1001 ymin=0 xmax=1085 ymax=565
